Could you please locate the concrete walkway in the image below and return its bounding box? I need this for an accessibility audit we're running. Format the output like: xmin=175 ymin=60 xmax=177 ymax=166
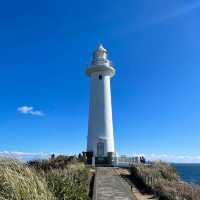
xmin=93 ymin=167 xmax=136 ymax=200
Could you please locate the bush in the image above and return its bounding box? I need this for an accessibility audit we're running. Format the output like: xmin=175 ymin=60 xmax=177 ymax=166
xmin=28 ymin=155 xmax=78 ymax=171
xmin=46 ymin=168 xmax=90 ymax=200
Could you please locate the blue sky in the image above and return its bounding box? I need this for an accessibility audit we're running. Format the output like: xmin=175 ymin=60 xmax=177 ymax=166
xmin=0 ymin=0 xmax=200 ymax=162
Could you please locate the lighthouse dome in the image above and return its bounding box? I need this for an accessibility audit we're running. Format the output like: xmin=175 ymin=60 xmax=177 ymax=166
xmin=86 ymin=44 xmax=115 ymax=77
xmin=95 ymin=44 xmax=107 ymax=52
xmin=93 ymin=44 xmax=108 ymax=64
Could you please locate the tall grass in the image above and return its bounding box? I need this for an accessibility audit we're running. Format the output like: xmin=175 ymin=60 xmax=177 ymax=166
xmin=28 ymin=155 xmax=91 ymax=199
xmin=0 ymin=158 xmax=54 ymax=200
xmin=0 ymin=156 xmax=91 ymax=200
xmin=130 ymin=162 xmax=200 ymax=200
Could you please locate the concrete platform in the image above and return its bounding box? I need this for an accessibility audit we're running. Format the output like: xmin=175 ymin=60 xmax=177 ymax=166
xmin=93 ymin=167 xmax=136 ymax=200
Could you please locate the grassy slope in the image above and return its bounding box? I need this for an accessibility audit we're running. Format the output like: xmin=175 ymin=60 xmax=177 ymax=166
xmin=0 ymin=156 xmax=91 ymax=200
xmin=130 ymin=162 xmax=200 ymax=200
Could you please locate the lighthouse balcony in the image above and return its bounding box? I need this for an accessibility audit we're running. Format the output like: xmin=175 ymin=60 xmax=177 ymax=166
xmin=86 ymin=65 xmax=115 ymax=77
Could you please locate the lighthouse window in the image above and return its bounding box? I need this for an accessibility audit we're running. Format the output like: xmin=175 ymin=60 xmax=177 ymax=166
xmin=99 ymin=75 xmax=102 ymax=80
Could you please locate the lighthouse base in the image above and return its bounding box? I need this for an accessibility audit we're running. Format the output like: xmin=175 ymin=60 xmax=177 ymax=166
xmin=85 ymin=152 xmax=114 ymax=166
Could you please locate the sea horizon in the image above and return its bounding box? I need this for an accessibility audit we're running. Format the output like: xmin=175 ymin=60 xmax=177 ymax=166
xmin=172 ymin=163 xmax=200 ymax=185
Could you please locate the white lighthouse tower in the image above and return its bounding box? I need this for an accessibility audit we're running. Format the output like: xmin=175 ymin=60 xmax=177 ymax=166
xmin=86 ymin=44 xmax=115 ymax=164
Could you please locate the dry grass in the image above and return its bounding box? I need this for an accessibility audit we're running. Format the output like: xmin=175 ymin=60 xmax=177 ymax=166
xmin=130 ymin=162 xmax=200 ymax=200
xmin=0 ymin=156 xmax=91 ymax=200
xmin=0 ymin=158 xmax=54 ymax=200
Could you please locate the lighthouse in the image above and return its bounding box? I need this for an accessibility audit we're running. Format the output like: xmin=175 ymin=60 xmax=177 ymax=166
xmin=86 ymin=44 xmax=115 ymax=164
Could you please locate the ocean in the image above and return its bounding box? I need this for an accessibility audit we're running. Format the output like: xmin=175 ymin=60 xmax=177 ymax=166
xmin=173 ymin=163 xmax=200 ymax=185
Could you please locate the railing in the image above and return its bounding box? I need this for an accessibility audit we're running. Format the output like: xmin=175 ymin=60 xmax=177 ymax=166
xmin=112 ymin=156 xmax=147 ymax=167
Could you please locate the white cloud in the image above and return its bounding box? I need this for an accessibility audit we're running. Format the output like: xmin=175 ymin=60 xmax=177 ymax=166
xmin=143 ymin=153 xmax=200 ymax=163
xmin=17 ymin=106 xmax=44 ymax=116
xmin=1 ymin=151 xmax=200 ymax=163
xmin=0 ymin=151 xmax=50 ymax=161
xmin=30 ymin=110 xmax=44 ymax=116
xmin=0 ymin=151 xmax=72 ymax=161
xmin=18 ymin=106 xmax=33 ymax=114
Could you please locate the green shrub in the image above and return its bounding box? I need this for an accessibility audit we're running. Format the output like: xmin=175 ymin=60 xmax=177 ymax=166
xmin=28 ymin=155 xmax=78 ymax=172
xmin=45 ymin=167 xmax=90 ymax=200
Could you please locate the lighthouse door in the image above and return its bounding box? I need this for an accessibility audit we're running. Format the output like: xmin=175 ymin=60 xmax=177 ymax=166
xmin=97 ymin=141 xmax=104 ymax=157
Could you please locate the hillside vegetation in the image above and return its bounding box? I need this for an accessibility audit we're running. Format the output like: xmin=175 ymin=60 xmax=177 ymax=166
xmin=130 ymin=162 xmax=200 ymax=200
xmin=0 ymin=155 xmax=91 ymax=200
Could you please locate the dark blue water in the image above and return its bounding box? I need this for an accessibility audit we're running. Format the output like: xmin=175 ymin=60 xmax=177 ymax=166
xmin=173 ymin=164 xmax=200 ymax=185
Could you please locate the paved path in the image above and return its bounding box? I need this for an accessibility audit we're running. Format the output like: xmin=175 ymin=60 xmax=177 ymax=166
xmin=93 ymin=167 xmax=136 ymax=200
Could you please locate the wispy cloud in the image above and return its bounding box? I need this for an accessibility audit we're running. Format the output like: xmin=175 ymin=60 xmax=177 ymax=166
xmin=122 ymin=1 xmax=200 ymax=34
xmin=17 ymin=106 xmax=44 ymax=116
xmin=144 ymin=153 xmax=200 ymax=163
xmin=148 ymin=1 xmax=200 ymax=26
xmin=119 ymin=152 xmax=200 ymax=163
xmin=1 ymin=151 xmax=200 ymax=163
xmin=0 ymin=151 xmax=50 ymax=161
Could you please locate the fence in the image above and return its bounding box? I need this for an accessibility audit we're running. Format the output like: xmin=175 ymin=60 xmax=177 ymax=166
xmin=112 ymin=156 xmax=147 ymax=167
